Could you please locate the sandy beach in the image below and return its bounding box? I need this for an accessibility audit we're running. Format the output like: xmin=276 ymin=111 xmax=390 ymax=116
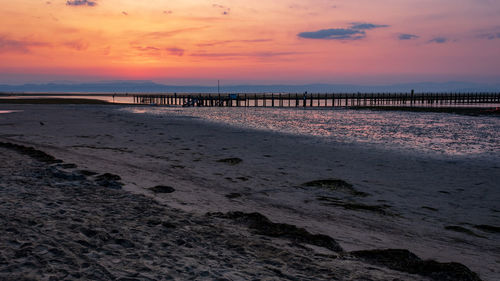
xmin=1 ymin=104 xmax=498 ymax=280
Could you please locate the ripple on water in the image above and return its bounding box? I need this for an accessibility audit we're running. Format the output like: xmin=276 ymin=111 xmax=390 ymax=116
xmin=123 ymin=107 xmax=500 ymax=158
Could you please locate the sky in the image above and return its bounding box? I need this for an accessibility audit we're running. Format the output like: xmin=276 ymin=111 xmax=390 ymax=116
xmin=1 ymin=0 xmax=500 ymax=85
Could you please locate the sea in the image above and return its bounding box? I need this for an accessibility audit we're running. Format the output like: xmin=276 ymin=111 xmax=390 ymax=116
xmin=122 ymin=106 xmax=500 ymax=160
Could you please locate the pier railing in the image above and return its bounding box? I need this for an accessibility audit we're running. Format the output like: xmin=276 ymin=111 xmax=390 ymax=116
xmin=132 ymin=92 xmax=500 ymax=108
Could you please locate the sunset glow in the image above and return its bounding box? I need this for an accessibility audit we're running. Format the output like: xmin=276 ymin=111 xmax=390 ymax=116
xmin=1 ymin=0 xmax=500 ymax=84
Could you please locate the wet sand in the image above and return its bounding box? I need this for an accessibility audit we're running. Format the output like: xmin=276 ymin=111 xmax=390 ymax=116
xmin=0 ymin=98 xmax=110 ymax=104
xmin=1 ymin=104 xmax=498 ymax=280
xmin=351 ymin=106 xmax=500 ymax=116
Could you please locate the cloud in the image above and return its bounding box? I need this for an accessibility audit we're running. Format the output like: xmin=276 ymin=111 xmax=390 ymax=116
xmin=166 ymin=48 xmax=184 ymax=56
xmin=213 ymin=4 xmax=230 ymax=15
xmin=398 ymin=33 xmax=419 ymax=40
xmin=63 ymin=40 xmax=89 ymax=51
xmin=0 ymin=36 xmax=50 ymax=53
xmin=351 ymin=23 xmax=389 ymax=30
xmin=289 ymin=3 xmax=337 ymax=10
xmin=132 ymin=45 xmax=184 ymax=57
xmin=298 ymin=28 xmax=365 ymax=40
xmin=477 ymin=32 xmax=500 ymax=40
xmin=288 ymin=4 xmax=310 ymax=10
xmin=145 ymin=27 xmax=208 ymax=39
xmin=163 ymin=10 xmax=173 ymax=15
xmin=190 ymin=51 xmax=301 ymax=58
xmin=428 ymin=37 xmax=448 ymax=44
xmin=197 ymin=39 xmax=271 ymax=47
xmin=133 ymin=46 xmax=161 ymax=52
xmin=66 ymin=0 xmax=97 ymax=7
xmin=184 ymin=16 xmax=229 ymax=22
xmin=298 ymin=22 xmax=388 ymax=40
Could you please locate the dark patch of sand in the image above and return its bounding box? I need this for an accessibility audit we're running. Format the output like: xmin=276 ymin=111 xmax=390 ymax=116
xmin=78 ymin=170 xmax=98 ymax=176
xmin=303 ymin=179 xmax=369 ymax=197
xmin=317 ymin=196 xmax=391 ymax=216
xmin=149 ymin=185 xmax=176 ymax=194
xmin=473 ymin=225 xmax=500 ymax=234
xmin=445 ymin=226 xmax=486 ymax=238
xmin=225 ymin=193 xmax=242 ymax=199
xmin=217 ymin=157 xmax=243 ymax=165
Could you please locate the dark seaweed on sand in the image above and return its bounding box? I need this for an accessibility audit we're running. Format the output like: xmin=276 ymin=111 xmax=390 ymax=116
xmin=0 ymin=142 xmax=62 ymax=164
xmin=95 ymin=173 xmax=123 ymax=189
xmin=211 ymin=211 xmax=343 ymax=252
xmin=350 ymin=249 xmax=482 ymax=281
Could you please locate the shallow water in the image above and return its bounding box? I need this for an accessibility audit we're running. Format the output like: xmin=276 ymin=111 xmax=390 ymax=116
xmin=0 ymin=95 xmax=134 ymax=104
xmin=123 ymin=107 xmax=500 ymax=159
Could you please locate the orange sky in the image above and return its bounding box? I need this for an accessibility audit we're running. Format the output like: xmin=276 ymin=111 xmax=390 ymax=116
xmin=1 ymin=0 xmax=500 ymax=84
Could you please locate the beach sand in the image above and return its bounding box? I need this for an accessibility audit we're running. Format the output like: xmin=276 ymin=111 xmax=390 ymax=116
xmin=1 ymin=104 xmax=498 ymax=280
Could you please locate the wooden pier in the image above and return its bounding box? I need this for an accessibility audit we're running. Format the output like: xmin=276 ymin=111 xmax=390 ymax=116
xmin=132 ymin=92 xmax=500 ymax=108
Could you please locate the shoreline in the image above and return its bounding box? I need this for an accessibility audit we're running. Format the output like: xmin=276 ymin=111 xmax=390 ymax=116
xmin=0 ymin=98 xmax=111 ymax=104
xmin=1 ymin=104 xmax=499 ymax=280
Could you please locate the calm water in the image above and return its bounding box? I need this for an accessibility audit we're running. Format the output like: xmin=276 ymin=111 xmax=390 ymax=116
xmin=0 ymin=95 xmax=134 ymax=104
xmin=124 ymin=107 xmax=499 ymax=158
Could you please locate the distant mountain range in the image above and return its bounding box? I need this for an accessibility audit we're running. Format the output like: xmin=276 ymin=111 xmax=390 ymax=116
xmin=0 ymin=80 xmax=499 ymax=93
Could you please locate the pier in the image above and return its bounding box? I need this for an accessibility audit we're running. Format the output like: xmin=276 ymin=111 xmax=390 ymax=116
xmin=132 ymin=92 xmax=500 ymax=108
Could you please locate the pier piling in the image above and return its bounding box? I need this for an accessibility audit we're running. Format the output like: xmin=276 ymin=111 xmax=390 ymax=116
xmin=130 ymin=92 xmax=500 ymax=109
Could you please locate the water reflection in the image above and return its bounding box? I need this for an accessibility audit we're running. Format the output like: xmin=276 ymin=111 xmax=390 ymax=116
xmin=123 ymin=107 xmax=500 ymax=157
